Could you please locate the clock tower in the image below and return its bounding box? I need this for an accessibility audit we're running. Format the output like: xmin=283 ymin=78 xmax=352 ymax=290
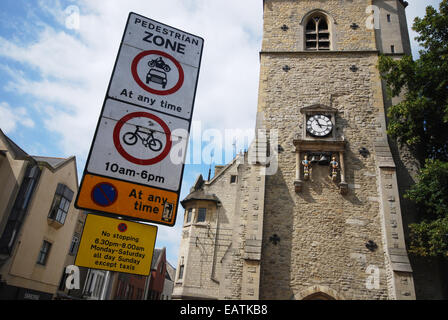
xmin=175 ymin=0 xmax=447 ymax=301
xmin=257 ymin=0 xmax=416 ymax=299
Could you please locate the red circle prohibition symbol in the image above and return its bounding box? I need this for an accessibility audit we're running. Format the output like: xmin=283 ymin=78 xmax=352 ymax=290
xmin=91 ymin=182 xmax=118 ymax=207
xmin=131 ymin=50 xmax=184 ymax=96
xmin=118 ymin=223 xmax=127 ymax=233
xmin=113 ymin=112 xmax=172 ymax=165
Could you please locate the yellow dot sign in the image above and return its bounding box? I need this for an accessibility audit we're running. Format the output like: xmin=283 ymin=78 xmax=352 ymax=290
xmin=76 ymin=173 xmax=178 ymax=226
xmin=75 ymin=214 xmax=157 ymax=276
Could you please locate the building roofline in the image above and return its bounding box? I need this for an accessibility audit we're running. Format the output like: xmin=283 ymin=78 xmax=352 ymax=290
xmin=0 ymin=129 xmax=34 ymax=162
xmin=32 ymin=155 xmax=79 ymax=188
xmin=0 ymin=129 xmax=79 ymax=187
xmin=206 ymin=152 xmax=244 ymax=185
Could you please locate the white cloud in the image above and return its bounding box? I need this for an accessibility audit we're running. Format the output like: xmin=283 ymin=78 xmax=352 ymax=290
xmin=0 ymin=0 xmax=262 ymax=160
xmin=0 ymin=0 xmax=437 ymax=267
xmin=0 ymin=0 xmax=262 ymax=262
xmin=0 ymin=102 xmax=35 ymax=133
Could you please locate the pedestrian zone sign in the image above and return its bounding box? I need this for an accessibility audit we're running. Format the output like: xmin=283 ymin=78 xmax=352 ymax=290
xmin=75 ymin=12 xmax=203 ymax=227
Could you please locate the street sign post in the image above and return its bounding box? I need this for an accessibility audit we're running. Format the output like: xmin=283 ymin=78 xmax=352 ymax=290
xmin=75 ymin=214 xmax=157 ymax=276
xmin=75 ymin=12 xmax=203 ymax=227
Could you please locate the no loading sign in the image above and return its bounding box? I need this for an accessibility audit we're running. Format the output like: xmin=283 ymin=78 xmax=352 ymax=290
xmin=131 ymin=50 xmax=184 ymax=96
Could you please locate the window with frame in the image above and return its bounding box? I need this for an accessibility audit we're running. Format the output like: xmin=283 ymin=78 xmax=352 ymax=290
xmin=185 ymin=208 xmax=192 ymax=224
xmin=178 ymin=256 xmax=184 ymax=281
xmin=0 ymin=164 xmax=40 ymax=255
xmin=178 ymin=264 xmax=184 ymax=280
xmin=37 ymin=240 xmax=52 ymax=265
xmin=197 ymin=208 xmax=206 ymax=223
xmin=69 ymin=235 xmax=79 ymax=255
xmin=48 ymin=183 xmax=74 ymax=225
xmin=305 ymin=14 xmax=330 ymax=50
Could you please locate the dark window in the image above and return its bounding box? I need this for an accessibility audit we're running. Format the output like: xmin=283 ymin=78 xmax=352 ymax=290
xmin=186 ymin=208 xmax=192 ymax=223
xmin=230 ymin=175 xmax=238 ymax=183
xmin=48 ymin=184 xmax=74 ymax=225
xmin=178 ymin=264 xmax=184 ymax=280
xmin=69 ymin=235 xmax=79 ymax=255
xmin=391 ymin=45 xmax=395 ymax=53
xmin=197 ymin=208 xmax=206 ymax=223
xmin=305 ymin=15 xmax=330 ymax=50
xmin=0 ymin=164 xmax=40 ymax=255
xmin=387 ymin=14 xmax=391 ymax=22
xmin=37 ymin=240 xmax=51 ymax=265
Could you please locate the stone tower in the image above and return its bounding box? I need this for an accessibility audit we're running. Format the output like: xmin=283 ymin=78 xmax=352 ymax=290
xmin=173 ymin=0 xmax=442 ymax=300
xmin=257 ymin=0 xmax=415 ymax=299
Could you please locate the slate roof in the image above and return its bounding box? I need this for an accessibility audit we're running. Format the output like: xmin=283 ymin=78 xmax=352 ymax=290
xmin=180 ymin=189 xmax=221 ymax=208
xmin=31 ymin=156 xmax=73 ymax=170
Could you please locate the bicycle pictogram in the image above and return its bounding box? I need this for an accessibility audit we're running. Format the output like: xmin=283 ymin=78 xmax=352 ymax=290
xmin=122 ymin=121 xmax=163 ymax=152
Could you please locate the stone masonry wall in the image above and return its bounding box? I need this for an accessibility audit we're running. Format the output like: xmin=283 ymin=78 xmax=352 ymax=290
xmin=174 ymin=154 xmax=261 ymax=300
xmin=262 ymin=0 xmax=377 ymax=53
xmin=258 ymin=51 xmax=391 ymax=299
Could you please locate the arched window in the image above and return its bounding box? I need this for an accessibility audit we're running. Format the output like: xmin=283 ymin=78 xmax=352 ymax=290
xmin=305 ymin=14 xmax=330 ymax=50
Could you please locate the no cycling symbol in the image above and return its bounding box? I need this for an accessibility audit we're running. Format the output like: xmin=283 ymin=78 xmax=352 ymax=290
xmin=131 ymin=50 xmax=184 ymax=96
xmin=113 ymin=111 xmax=172 ymax=166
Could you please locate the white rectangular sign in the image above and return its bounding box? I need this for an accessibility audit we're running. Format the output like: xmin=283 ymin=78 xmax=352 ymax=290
xmin=87 ymin=98 xmax=189 ymax=191
xmin=108 ymin=13 xmax=204 ymax=121
xmin=76 ymin=13 xmax=202 ymax=226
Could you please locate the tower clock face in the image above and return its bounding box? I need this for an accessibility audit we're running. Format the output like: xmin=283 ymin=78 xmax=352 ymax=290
xmin=306 ymin=114 xmax=333 ymax=137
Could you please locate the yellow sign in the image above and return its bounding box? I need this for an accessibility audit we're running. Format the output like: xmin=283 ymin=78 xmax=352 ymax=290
xmin=75 ymin=173 xmax=178 ymax=226
xmin=75 ymin=214 xmax=157 ymax=276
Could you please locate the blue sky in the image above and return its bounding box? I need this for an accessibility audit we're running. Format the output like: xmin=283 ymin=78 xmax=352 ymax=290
xmin=0 ymin=0 xmax=442 ymax=265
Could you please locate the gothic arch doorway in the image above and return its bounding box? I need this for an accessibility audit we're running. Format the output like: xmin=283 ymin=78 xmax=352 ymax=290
xmin=303 ymin=292 xmax=335 ymax=300
xmin=295 ymin=285 xmax=345 ymax=300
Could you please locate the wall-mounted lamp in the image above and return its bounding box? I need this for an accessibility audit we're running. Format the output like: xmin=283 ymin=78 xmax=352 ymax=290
xmin=269 ymin=234 xmax=281 ymax=245
xmin=365 ymin=240 xmax=378 ymax=252
xmin=359 ymin=147 xmax=370 ymax=158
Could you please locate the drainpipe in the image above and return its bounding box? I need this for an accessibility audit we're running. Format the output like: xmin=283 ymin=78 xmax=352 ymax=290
xmin=211 ymin=204 xmax=221 ymax=284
